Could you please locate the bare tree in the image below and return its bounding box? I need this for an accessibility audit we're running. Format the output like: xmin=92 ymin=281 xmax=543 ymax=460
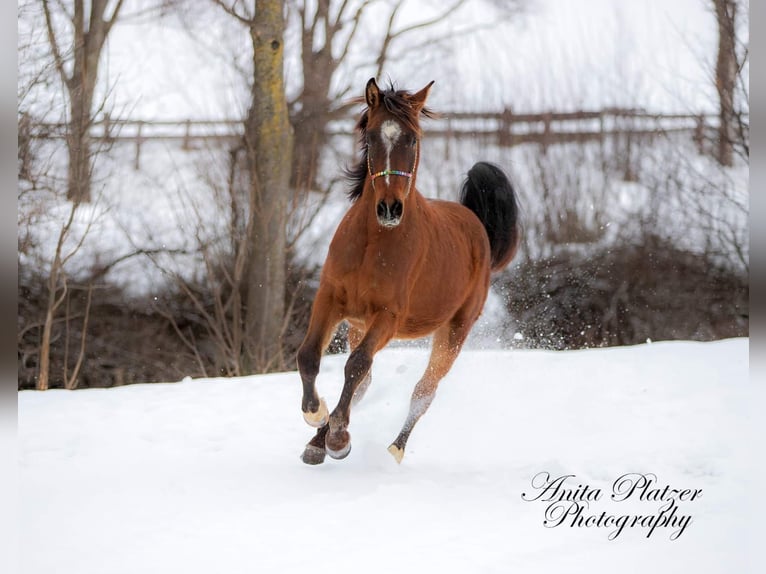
xmin=17 ymin=1 xmax=102 ymax=388
xmin=40 ymin=0 xmax=126 ymax=203
xmin=712 ymin=0 xmax=744 ymax=167
xmin=35 ymin=199 xmax=98 ymax=390
xmin=212 ymin=0 xmax=293 ymax=372
xmin=287 ymin=0 xmax=523 ymax=191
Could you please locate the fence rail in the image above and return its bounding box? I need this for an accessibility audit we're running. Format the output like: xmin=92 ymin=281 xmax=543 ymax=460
xmin=26 ymin=108 xmax=724 ymax=169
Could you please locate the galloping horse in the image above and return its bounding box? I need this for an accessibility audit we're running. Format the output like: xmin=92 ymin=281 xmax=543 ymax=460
xmin=297 ymin=78 xmax=520 ymax=464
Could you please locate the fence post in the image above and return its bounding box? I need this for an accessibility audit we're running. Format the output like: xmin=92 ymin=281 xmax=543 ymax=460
xmin=498 ymin=107 xmax=513 ymax=147
xmin=183 ymin=119 xmax=192 ymax=151
xmin=541 ymin=112 xmax=552 ymax=153
xmin=599 ymin=112 xmax=605 ymax=146
xmin=694 ymin=115 xmax=705 ymax=155
xmin=622 ymin=112 xmax=637 ymax=182
xmin=103 ymin=112 xmax=111 ymax=143
xmin=134 ymin=121 xmax=143 ymax=170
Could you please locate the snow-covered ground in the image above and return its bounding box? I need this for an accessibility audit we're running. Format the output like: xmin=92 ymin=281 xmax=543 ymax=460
xmin=18 ymin=338 xmax=759 ymax=573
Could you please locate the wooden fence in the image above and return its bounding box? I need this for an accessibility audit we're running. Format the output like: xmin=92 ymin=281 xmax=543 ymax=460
xmin=28 ymin=108 xmax=719 ymax=170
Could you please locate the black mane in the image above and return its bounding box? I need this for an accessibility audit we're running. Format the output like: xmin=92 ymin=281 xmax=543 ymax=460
xmin=344 ymin=83 xmax=435 ymax=202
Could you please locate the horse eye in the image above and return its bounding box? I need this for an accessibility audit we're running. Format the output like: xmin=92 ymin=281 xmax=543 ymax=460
xmin=408 ymin=136 xmax=418 ymax=147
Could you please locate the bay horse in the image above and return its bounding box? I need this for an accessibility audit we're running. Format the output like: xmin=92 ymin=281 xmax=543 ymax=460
xmin=297 ymin=78 xmax=520 ymax=464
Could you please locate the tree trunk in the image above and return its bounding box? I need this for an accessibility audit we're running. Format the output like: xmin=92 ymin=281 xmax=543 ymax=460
xmin=244 ymin=0 xmax=293 ymax=372
xmin=66 ymin=86 xmax=95 ymax=203
xmin=67 ymin=0 xmax=110 ymax=202
xmin=290 ymin=1 xmax=335 ymax=191
xmin=43 ymin=0 xmax=121 ymax=203
xmin=713 ymin=0 xmax=737 ymax=167
xmin=291 ymin=96 xmax=330 ymax=192
xmin=37 ymin=305 xmax=55 ymax=391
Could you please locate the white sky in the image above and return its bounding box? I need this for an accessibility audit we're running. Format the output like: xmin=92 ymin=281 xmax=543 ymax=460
xmin=93 ymin=0 xmax=735 ymax=121
xmin=440 ymin=0 xmax=723 ymax=112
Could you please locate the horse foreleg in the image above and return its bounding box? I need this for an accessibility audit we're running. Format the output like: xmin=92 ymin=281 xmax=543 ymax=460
xmin=389 ymin=320 xmax=470 ymax=463
xmin=297 ymin=288 xmax=341 ymax=429
xmin=301 ymin=324 xmax=368 ymax=464
xmin=325 ymin=313 xmax=397 ymax=459
xmin=348 ymin=325 xmax=373 ymax=407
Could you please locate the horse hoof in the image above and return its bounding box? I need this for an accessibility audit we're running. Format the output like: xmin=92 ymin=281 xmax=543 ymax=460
xmin=326 ymin=441 xmax=352 ymax=460
xmin=300 ymin=444 xmax=326 ymax=465
xmin=302 ymin=398 xmax=328 ymax=428
xmin=387 ymin=444 xmax=404 ymax=464
xmin=325 ymin=429 xmax=351 ymax=460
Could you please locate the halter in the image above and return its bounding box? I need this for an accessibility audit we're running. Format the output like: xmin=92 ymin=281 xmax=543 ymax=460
xmin=367 ymin=139 xmax=419 ymax=194
xmin=370 ymin=169 xmax=413 ymax=179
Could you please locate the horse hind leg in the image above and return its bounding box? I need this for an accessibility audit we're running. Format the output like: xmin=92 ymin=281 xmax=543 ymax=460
xmin=388 ymin=319 xmax=471 ymax=464
xmin=300 ymin=425 xmax=329 ymax=465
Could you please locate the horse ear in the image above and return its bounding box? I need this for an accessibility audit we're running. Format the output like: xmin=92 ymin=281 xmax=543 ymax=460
xmin=365 ymin=78 xmax=380 ymax=109
xmin=410 ymin=80 xmax=434 ymax=110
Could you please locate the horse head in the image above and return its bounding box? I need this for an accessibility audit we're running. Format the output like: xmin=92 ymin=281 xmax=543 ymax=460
xmin=361 ymin=78 xmax=434 ymax=228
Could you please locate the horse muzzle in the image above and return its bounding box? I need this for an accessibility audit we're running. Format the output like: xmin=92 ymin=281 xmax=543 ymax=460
xmin=376 ymin=199 xmax=403 ymax=228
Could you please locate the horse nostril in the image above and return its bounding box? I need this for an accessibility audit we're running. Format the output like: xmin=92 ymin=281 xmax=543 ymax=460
xmin=391 ymin=200 xmax=403 ymax=219
xmin=376 ymin=199 xmax=403 ymax=224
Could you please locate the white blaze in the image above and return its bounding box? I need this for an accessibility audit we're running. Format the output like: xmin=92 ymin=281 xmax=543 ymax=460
xmin=380 ymin=120 xmax=401 ymax=185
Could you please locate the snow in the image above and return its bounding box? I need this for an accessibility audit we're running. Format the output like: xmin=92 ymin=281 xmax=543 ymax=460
xmin=17 ymin=1 xmax=752 ymax=567
xmin=18 ymin=338 xmax=759 ymax=573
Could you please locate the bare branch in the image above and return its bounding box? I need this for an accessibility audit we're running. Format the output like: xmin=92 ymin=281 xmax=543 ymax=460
xmin=51 ymin=0 xmax=73 ymax=21
xmin=41 ymin=0 xmax=72 ymax=90
xmin=391 ymin=0 xmax=466 ymax=38
xmin=103 ymin=0 xmax=127 ymax=37
xmin=90 ymin=247 xmax=192 ymax=282
xmin=116 ymin=0 xmax=182 ymax=24
xmin=374 ymin=0 xmax=403 ymax=79
xmin=330 ymin=0 xmax=352 ymax=32
xmin=210 ymin=0 xmax=253 ymax=25
xmin=337 ymin=0 xmax=375 ymax=68
xmin=59 ymin=199 xmax=100 ymax=268
xmin=376 ymin=0 xmax=467 ymax=78
xmin=154 ymin=304 xmax=210 ymax=378
xmin=65 ymin=282 xmax=93 ymax=390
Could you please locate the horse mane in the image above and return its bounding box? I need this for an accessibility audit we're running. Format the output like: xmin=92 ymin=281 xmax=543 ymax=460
xmin=345 ymin=82 xmax=436 ymax=202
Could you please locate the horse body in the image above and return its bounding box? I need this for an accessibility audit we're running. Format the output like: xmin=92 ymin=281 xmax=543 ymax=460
xmin=324 ymin=193 xmax=491 ymax=341
xmin=297 ymin=78 xmax=520 ymax=464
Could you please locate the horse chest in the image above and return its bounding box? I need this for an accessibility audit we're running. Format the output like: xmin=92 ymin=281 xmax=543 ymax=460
xmin=332 ymin=241 xmax=416 ymax=316
xmin=354 ymin=251 xmax=402 ymax=294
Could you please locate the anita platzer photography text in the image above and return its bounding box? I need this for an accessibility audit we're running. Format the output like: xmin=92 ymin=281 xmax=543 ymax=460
xmin=522 ymin=472 xmax=703 ymax=540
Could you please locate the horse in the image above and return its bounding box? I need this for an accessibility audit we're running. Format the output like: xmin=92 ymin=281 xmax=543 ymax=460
xmin=297 ymin=78 xmax=520 ymax=465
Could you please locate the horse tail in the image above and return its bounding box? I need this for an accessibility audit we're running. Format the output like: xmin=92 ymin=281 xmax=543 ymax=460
xmin=459 ymin=161 xmax=521 ymax=271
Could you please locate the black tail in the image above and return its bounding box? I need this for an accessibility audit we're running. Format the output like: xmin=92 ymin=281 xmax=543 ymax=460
xmin=459 ymin=161 xmax=520 ymax=271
